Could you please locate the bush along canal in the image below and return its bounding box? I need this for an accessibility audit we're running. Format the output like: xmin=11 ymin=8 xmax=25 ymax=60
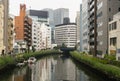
xmin=70 ymin=51 xmax=120 ymax=81
xmin=0 ymin=54 xmax=115 ymax=81
xmin=0 ymin=50 xmax=61 ymax=72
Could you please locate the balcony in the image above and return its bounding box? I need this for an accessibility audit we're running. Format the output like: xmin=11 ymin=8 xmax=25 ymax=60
xmin=89 ymin=0 xmax=94 ymax=5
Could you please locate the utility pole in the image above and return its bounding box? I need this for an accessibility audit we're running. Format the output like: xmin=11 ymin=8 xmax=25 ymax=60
xmin=94 ymin=0 xmax=97 ymax=57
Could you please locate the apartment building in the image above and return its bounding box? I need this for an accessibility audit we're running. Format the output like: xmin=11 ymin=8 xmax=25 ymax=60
xmin=108 ymin=12 xmax=120 ymax=60
xmin=40 ymin=23 xmax=51 ymax=49
xmin=88 ymin=0 xmax=120 ymax=56
xmin=15 ymin=4 xmax=32 ymax=53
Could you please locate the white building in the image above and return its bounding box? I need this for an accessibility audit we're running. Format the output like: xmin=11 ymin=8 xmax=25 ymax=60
xmin=55 ymin=23 xmax=77 ymax=48
xmin=27 ymin=10 xmax=49 ymax=50
xmin=82 ymin=0 xmax=89 ymax=52
xmin=32 ymin=22 xmax=41 ymax=50
xmin=40 ymin=23 xmax=51 ymax=49
xmin=108 ymin=12 xmax=120 ymax=60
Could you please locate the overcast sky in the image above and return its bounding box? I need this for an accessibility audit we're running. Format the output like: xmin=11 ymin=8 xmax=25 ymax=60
xmin=10 ymin=0 xmax=82 ymax=22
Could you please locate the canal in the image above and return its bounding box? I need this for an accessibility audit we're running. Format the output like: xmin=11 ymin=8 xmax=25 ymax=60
xmin=0 ymin=55 xmax=109 ymax=81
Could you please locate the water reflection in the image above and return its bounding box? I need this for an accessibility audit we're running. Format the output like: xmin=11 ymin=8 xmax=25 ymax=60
xmin=1 ymin=55 xmax=108 ymax=81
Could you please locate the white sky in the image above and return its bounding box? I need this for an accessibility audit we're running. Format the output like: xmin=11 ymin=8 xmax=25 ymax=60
xmin=10 ymin=0 xmax=82 ymax=22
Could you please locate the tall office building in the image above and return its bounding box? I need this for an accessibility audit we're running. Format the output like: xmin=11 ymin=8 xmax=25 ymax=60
xmin=0 ymin=0 xmax=9 ymax=54
xmin=54 ymin=8 xmax=69 ymax=25
xmin=55 ymin=23 xmax=77 ymax=48
xmin=82 ymin=0 xmax=89 ymax=53
xmin=88 ymin=0 xmax=120 ymax=56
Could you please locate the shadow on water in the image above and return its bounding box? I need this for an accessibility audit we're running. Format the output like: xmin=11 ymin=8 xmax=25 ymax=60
xmin=71 ymin=58 xmax=115 ymax=81
xmin=0 ymin=68 xmax=14 ymax=81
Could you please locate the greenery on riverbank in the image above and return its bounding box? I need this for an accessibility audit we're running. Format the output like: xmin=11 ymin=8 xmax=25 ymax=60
xmin=70 ymin=51 xmax=120 ymax=81
xmin=0 ymin=50 xmax=61 ymax=70
xmin=0 ymin=56 xmax=15 ymax=69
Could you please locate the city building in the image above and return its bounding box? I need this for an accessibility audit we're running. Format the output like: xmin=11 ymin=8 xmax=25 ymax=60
xmin=8 ymin=16 xmax=14 ymax=53
xmin=40 ymin=23 xmax=51 ymax=49
xmin=27 ymin=10 xmax=48 ymax=24
xmin=108 ymin=12 xmax=120 ymax=60
xmin=88 ymin=0 xmax=120 ymax=56
xmin=27 ymin=10 xmax=49 ymax=50
xmin=82 ymin=0 xmax=89 ymax=53
xmin=31 ymin=22 xmax=41 ymax=51
xmin=0 ymin=3 xmax=4 ymax=55
xmin=54 ymin=8 xmax=69 ymax=25
xmin=80 ymin=4 xmax=83 ymax=52
xmin=76 ymin=11 xmax=80 ymax=51
xmin=42 ymin=8 xmax=55 ymax=43
xmin=15 ymin=4 xmax=32 ymax=53
xmin=0 ymin=0 xmax=9 ymax=54
xmin=55 ymin=23 xmax=77 ymax=48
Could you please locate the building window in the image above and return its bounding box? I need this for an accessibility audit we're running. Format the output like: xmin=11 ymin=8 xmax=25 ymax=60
xmin=97 ymin=11 xmax=102 ymax=18
xmin=109 ymin=8 xmax=111 ymax=12
xmin=110 ymin=37 xmax=117 ymax=46
xmin=98 ymin=31 xmax=103 ymax=36
xmin=109 ymin=18 xmax=111 ymax=21
xmin=119 ymin=7 xmax=120 ymax=11
xmin=109 ymin=24 xmax=112 ymax=31
xmin=109 ymin=22 xmax=117 ymax=31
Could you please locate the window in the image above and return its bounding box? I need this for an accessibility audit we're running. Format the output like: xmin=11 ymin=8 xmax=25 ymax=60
xmin=109 ymin=18 xmax=111 ymax=21
xmin=109 ymin=8 xmax=111 ymax=12
xmin=97 ymin=11 xmax=102 ymax=18
xmin=119 ymin=7 xmax=120 ymax=11
xmin=110 ymin=37 xmax=117 ymax=46
xmin=109 ymin=24 xmax=112 ymax=31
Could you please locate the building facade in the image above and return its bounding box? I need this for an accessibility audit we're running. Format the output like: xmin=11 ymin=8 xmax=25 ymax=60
xmin=82 ymin=0 xmax=89 ymax=52
xmin=80 ymin=4 xmax=83 ymax=52
xmin=0 ymin=3 xmax=4 ymax=55
xmin=0 ymin=0 xmax=9 ymax=54
xmin=108 ymin=12 xmax=120 ymax=60
xmin=76 ymin=11 xmax=80 ymax=51
xmin=42 ymin=8 xmax=55 ymax=44
xmin=40 ymin=23 xmax=51 ymax=49
xmin=15 ymin=4 xmax=32 ymax=53
xmin=88 ymin=0 xmax=120 ymax=55
xmin=8 ymin=16 xmax=14 ymax=53
xmin=55 ymin=23 xmax=77 ymax=48
xmin=27 ymin=10 xmax=49 ymax=50
xmin=54 ymin=8 xmax=69 ymax=25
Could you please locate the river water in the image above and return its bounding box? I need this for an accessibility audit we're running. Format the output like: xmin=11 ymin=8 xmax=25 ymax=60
xmin=0 ymin=55 xmax=108 ymax=81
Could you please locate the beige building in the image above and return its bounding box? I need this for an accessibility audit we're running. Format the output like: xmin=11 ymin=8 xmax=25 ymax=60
xmin=8 ymin=16 xmax=14 ymax=53
xmin=109 ymin=12 xmax=120 ymax=60
xmin=0 ymin=0 xmax=9 ymax=54
xmin=0 ymin=3 xmax=4 ymax=55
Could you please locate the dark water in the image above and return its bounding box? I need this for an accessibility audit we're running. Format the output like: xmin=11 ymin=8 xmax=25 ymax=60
xmin=0 ymin=55 xmax=108 ymax=81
